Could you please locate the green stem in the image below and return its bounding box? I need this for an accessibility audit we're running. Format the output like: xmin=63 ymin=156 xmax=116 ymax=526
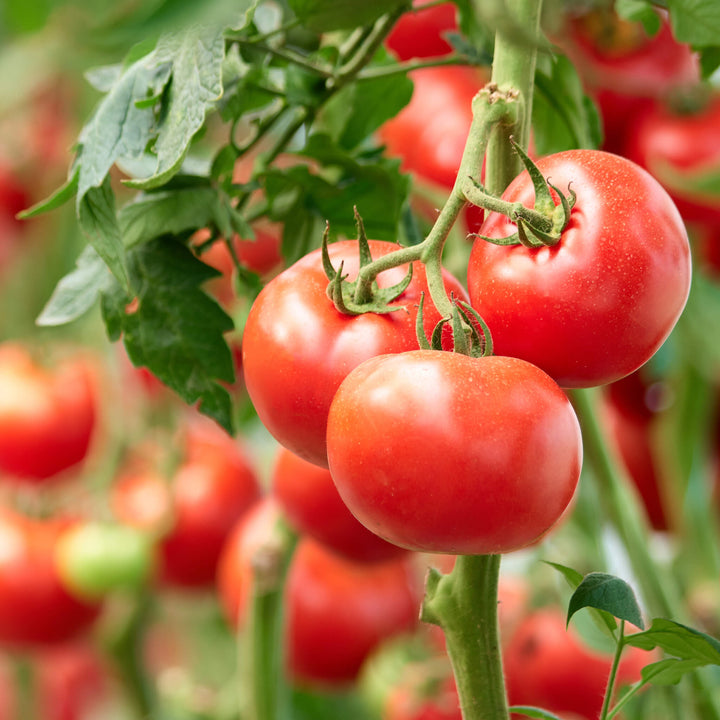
xmin=483 ymin=0 xmax=542 ymax=194
xmin=356 ymin=54 xmax=468 ymax=81
xmin=600 ymin=622 xmax=626 ymax=720
xmin=235 ymin=40 xmax=334 ymax=77
xmin=461 ymin=178 xmax=549 ymax=228
xmin=421 ymin=555 xmax=508 ymax=720
xmin=12 ymin=655 xmax=37 ymax=720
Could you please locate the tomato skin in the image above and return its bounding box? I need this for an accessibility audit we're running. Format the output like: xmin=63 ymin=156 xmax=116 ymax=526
xmin=378 ymin=66 xmax=485 ymax=191
xmin=242 ymin=240 xmax=467 ymax=468
xmin=386 ymin=1 xmax=457 ymax=61
xmin=327 ymin=350 xmax=582 ymax=555
xmin=271 ymin=446 xmax=406 ymax=563
xmin=0 ymin=509 xmax=101 ymax=648
xmin=504 ymin=608 xmax=650 ymax=720
xmin=467 ymin=150 xmax=691 ymax=388
xmin=0 ymin=344 xmax=97 ymax=483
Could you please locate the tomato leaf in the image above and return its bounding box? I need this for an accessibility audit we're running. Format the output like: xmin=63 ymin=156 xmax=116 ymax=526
xmin=625 ymin=618 xmax=720 ymax=665
xmin=615 ymin=0 xmax=662 ymax=36
xmin=640 ymin=658 xmax=706 ymax=687
xmin=667 ymin=0 xmax=720 ymax=47
xmin=17 ymin=166 xmax=79 ymax=219
xmin=508 ymin=707 xmax=564 ymax=720
xmin=124 ymin=26 xmax=226 ymax=190
xmin=567 ymin=572 xmax=645 ymax=630
xmin=100 ymin=237 xmax=236 ymax=433
xmin=287 ymin=0 xmax=405 ymax=32
xmin=36 ymin=246 xmax=114 ymax=327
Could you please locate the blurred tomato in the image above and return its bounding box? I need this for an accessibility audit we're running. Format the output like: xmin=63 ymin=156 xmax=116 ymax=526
xmin=386 ymin=1 xmax=457 ymax=60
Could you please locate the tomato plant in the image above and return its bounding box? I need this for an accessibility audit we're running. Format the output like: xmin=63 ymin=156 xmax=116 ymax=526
xmin=467 ymin=149 xmax=691 ymax=388
xmin=327 ymin=350 xmax=582 ymax=554
xmin=242 ymin=239 xmax=467 ymax=467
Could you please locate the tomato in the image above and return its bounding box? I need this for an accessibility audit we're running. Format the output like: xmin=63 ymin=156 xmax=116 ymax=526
xmin=504 ymin=608 xmax=651 ymax=720
xmin=217 ymin=500 xmax=422 ymax=687
xmin=467 ymin=149 xmax=691 ymax=388
xmin=327 ymin=350 xmax=582 ymax=555
xmin=0 ymin=508 xmax=101 ymax=647
xmin=384 ymin=674 xmax=461 ymax=720
xmin=271 ymin=446 xmax=406 ymax=564
xmin=625 ymin=94 xmax=720 ymax=226
xmin=0 ymin=161 xmax=30 ymax=259
xmin=242 ymin=240 xmax=468 ymax=468
xmin=0 ymin=344 xmax=98 ymax=483
xmin=112 ymin=415 xmax=261 ymax=588
xmin=559 ymin=10 xmax=698 ymax=154
xmin=386 ymin=0 xmax=457 ymax=61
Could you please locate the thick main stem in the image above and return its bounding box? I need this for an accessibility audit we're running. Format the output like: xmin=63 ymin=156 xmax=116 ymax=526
xmin=421 ymin=555 xmax=508 ymax=720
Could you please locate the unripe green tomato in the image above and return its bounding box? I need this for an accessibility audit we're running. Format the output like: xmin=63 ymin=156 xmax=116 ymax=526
xmin=288 ymin=0 xmax=406 ymax=32
xmin=55 ymin=522 xmax=156 ymax=600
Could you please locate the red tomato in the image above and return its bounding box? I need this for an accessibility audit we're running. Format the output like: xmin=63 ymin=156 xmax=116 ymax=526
xmin=242 ymin=239 xmax=468 ymax=468
xmin=378 ymin=66 xmax=486 ymax=191
xmin=217 ymin=500 xmax=422 ymax=688
xmin=504 ymin=608 xmax=651 ymax=720
xmin=559 ymin=10 xmax=698 ymax=154
xmin=0 ymin=509 xmax=101 ymax=647
xmin=384 ymin=672 xmax=461 ymax=720
xmin=113 ymin=416 xmax=261 ymax=588
xmin=386 ymin=1 xmax=457 ymax=61
xmin=0 ymin=344 xmax=98 ymax=483
xmin=467 ymin=149 xmax=691 ymax=388
xmin=625 ymin=94 xmax=720 ymax=225
xmin=271 ymin=446 xmax=406 ymax=564
xmin=327 ymin=350 xmax=582 ymax=555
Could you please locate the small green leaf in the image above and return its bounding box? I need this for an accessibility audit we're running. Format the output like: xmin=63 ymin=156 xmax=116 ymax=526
xmin=625 ymin=618 xmax=720 ymax=664
xmin=508 ymin=707 xmax=564 ymax=720
xmin=567 ymin=572 xmax=644 ymax=630
xmin=18 ymin=167 xmax=79 ymax=219
xmin=37 ymin=246 xmax=114 ymax=327
xmin=667 ymin=0 xmax=720 ymax=47
xmin=616 ymin=0 xmax=662 ymax=35
xmin=640 ymin=658 xmax=705 ymax=687
xmin=78 ymin=177 xmax=129 ymax=290
xmin=287 ymin=0 xmax=405 ymax=32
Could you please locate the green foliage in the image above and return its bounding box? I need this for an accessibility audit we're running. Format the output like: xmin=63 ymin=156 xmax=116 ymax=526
xmin=287 ymin=0 xmax=406 ymax=32
xmin=567 ymin=572 xmax=645 ymax=631
xmin=508 ymin=708 xmax=564 ymax=720
xmin=667 ymin=0 xmax=720 ymax=47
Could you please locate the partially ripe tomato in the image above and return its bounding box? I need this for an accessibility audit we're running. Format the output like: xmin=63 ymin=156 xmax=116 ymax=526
xmin=468 ymin=150 xmax=691 ymax=388
xmin=113 ymin=416 xmax=261 ymax=588
xmin=0 ymin=509 xmax=101 ymax=648
xmin=384 ymin=670 xmax=461 ymax=720
xmin=386 ymin=1 xmax=457 ymax=61
xmin=242 ymin=240 xmax=468 ymax=467
xmin=504 ymin=608 xmax=651 ymax=720
xmin=0 ymin=344 xmax=98 ymax=483
xmin=217 ymin=500 xmax=422 ymax=688
xmin=271 ymin=446 xmax=406 ymax=563
xmin=327 ymin=350 xmax=582 ymax=555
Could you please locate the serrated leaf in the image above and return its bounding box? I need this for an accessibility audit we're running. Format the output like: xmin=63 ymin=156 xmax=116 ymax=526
xmin=18 ymin=166 xmax=79 ymax=219
xmin=78 ymin=177 xmax=129 ymax=290
xmin=37 ymin=246 xmax=115 ymax=327
xmin=625 ymin=618 xmax=720 ymax=665
xmin=508 ymin=707 xmax=563 ymax=720
xmin=126 ymin=27 xmax=226 ymax=190
xmin=103 ymin=237 xmax=236 ymax=433
xmin=667 ymin=0 xmax=720 ymax=47
xmin=567 ymin=573 xmax=645 ymax=630
xmin=640 ymin=658 xmax=705 ymax=687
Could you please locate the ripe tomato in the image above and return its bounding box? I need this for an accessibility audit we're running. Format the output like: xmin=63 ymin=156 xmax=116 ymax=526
xmin=271 ymin=446 xmax=406 ymax=564
xmin=384 ymin=672 xmax=461 ymax=720
xmin=112 ymin=416 xmax=261 ymax=588
xmin=217 ymin=500 xmax=422 ymax=687
xmin=378 ymin=66 xmax=485 ymax=191
xmin=504 ymin=608 xmax=651 ymax=720
xmin=559 ymin=10 xmax=698 ymax=154
xmin=327 ymin=350 xmax=582 ymax=555
xmin=0 ymin=508 xmax=101 ymax=647
xmin=467 ymin=149 xmax=691 ymax=388
xmin=242 ymin=240 xmax=467 ymax=468
xmin=625 ymin=94 xmax=720 ymax=226
xmin=0 ymin=344 xmax=98 ymax=483
xmin=386 ymin=1 xmax=457 ymax=61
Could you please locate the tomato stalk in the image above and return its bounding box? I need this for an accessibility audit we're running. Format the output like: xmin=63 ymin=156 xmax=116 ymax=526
xmin=421 ymin=555 xmax=508 ymax=720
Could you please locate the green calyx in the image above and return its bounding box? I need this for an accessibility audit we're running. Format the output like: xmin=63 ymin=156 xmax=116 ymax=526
xmin=323 ymin=208 xmax=413 ymax=315
xmin=465 ymin=139 xmax=576 ymax=248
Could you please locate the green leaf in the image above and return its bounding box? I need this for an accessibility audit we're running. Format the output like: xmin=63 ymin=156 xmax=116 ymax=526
xmin=287 ymin=0 xmax=405 ymax=32
xmin=36 ymin=246 xmax=115 ymax=327
xmin=78 ymin=177 xmax=129 ymax=290
xmin=667 ymin=0 xmax=720 ymax=47
xmin=532 ymin=54 xmax=602 ymax=155
xmin=101 ymin=237 xmax=236 ymax=433
xmin=625 ymin=618 xmax=720 ymax=665
xmin=567 ymin=572 xmax=645 ymax=630
xmin=544 ymin=561 xmax=584 ymax=587
xmin=615 ymin=0 xmax=662 ymax=35
xmin=17 ymin=166 xmax=79 ymax=219
xmin=125 ymin=26 xmax=226 ymax=190
xmin=640 ymin=658 xmax=706 ymax=687
xmin=84 ymin=64 xmax=123 ymax=93
xmin=508 ymin=707 xmax=564 ymax=720
xmin=699 ymin=46 xmax=720 ymax=80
